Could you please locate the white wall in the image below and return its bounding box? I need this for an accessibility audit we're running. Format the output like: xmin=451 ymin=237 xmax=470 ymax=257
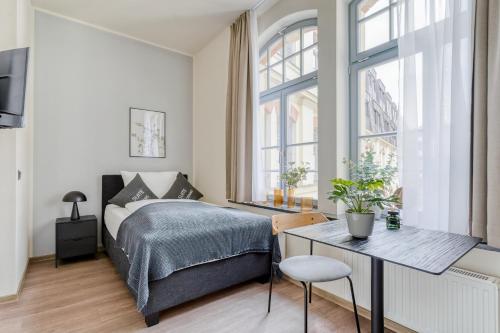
xmin=193 ymin=28 xmax=230 ymax=205
xmin=0 ymin=129 xmax=18 ymax=296
xmin=33 ymin=12 xmax=193 ymax=256
xmin=16 ymin=0 xmax=35 ymax=289
xmin=0 ymin=0 xmax=34 ymax=297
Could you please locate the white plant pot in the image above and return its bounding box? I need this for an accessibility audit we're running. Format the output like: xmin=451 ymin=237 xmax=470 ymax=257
xmin=345 ymin=212 xmax=375 ymax=239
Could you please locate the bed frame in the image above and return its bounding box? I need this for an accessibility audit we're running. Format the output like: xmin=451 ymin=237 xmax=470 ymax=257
xmin=101 ymin=175 xmax=271 ymax=327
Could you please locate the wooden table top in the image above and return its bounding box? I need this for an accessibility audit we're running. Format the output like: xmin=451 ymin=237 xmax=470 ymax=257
xmin=284 ymin=220 xmax=481 ymax=275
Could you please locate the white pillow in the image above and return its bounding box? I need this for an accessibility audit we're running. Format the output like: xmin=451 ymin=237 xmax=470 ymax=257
xmin=120 ymin=171 xmax=178 ymax=198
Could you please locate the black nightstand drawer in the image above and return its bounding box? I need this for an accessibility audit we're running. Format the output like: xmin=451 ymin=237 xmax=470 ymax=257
xmin=57 ymin=236 xmax=97 ymax=259
xmin=57 ymin=220 xmax=96 ymax=240
xmin=55 ymin=214 xmax=98 ymax=267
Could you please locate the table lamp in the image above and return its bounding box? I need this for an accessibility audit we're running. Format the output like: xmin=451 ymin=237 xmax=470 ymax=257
xmin=63 ymin=191 xmax=87 ymax=220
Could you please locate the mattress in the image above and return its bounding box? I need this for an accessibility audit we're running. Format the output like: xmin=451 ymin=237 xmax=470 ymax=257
xmin=104 ymin=204 xmax=130 ymax=239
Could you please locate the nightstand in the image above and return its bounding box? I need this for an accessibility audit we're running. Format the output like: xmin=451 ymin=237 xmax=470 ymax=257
xmin=55 ymin=215 xmax=97 ymax=267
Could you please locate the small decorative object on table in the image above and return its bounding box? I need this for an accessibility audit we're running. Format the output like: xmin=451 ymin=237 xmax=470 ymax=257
xmin=273 ymin=188 xmax=284 ymax=206
xmin=55 ymin=215 xmax=97 ymax=267
xmin=386 ymin=210 xmax=401 ymax=230
xmin=328 ymin=151 xmax=400 ymax=239
xmin=301 ymin=196 xmax=313 ymax=211
xmin=280 ymin=162 xmax=310 ymax=208
xmin=62 ymin=191 xmax=87 ymax=220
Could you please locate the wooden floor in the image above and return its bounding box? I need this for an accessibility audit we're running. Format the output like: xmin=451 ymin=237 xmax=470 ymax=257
xmin=0 ymin=255 xmax=377 ymax=333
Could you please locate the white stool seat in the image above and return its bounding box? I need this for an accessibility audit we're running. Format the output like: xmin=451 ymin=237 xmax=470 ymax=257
xmin=279 ymin=255 xmax=352 ymax=283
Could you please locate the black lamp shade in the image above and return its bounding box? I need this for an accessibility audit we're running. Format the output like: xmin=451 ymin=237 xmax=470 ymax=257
xmin=63 ymin=191 xmax=87 ymax=203
xmin=63 ymin=191 xmax=87 ymax=220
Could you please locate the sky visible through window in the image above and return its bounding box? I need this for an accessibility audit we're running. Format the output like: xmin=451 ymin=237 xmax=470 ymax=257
xmin=373 ymin=60 xmax=399 ymax=105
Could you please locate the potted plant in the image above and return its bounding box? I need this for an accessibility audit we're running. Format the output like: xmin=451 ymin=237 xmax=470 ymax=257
xmin=347 ymin=151 xmax=398 ymax=219
xmin=328 ymin=152 xmax=400 ymax=238
xmin=281 ymin=162 xmax=309 ymax=208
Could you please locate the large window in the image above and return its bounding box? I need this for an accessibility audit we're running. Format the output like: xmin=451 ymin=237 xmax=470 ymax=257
xmin=349 ymin=0 xmax=400 ymax=191
xmin=258 ymin=19 xmax=318 ymax=200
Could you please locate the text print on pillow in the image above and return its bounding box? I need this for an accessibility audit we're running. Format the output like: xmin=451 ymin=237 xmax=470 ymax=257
xmin=162 ymin=172 xmax=203 ymax=200
xmin=178 ymin=188 xmax=194 ymax=199
xmin=108 ymin=174 xmax=158 ymax=207
xmin=132 ymin=189 xmax=152 ymax=202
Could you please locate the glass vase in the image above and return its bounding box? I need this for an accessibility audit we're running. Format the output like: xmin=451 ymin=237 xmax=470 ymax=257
xmin=287 ymin=188 xmax=295 ymax=208
xmin=301 ymin=197 xmax=313 ymax=211
xmin=273 ymin=188 xmax=283 ymax=207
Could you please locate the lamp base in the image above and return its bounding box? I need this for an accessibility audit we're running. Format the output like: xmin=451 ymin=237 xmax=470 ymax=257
xmin=71 ymin=202 xmax=80 ymax=220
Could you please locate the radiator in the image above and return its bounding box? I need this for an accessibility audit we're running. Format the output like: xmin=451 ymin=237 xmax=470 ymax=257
xmin=339 ymin=252 xmax=500 ymax=333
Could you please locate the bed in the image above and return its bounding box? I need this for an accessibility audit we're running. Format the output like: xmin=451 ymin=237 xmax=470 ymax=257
xmin=101 ymin=175 xmax=273 ymax=327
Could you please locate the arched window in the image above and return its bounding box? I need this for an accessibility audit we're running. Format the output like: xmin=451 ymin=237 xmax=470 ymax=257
xmin=256 ymin=19 xmax=318 ymax=201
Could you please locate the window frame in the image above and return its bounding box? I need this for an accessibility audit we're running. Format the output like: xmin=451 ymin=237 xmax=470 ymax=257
xmin=349 ymin=0 xmax=399 ymax=63
xmin=349 ymin=0 xmax=399 ymax=161
xmin=260 ymin=18 xmax=318 ymax=96
xmin=259 ymin=18 xmax=319 ymax=202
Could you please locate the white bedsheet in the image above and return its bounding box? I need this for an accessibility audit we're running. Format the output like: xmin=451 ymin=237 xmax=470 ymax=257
xmin=104 ymin=199 xmax=204 ymax=240
xmin=104 ymin=204 xmax=131 ymax=240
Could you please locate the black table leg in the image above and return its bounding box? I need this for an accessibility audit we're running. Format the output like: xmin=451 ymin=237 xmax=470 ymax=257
xmin=371 ymin=257 xmax=384 ymax=333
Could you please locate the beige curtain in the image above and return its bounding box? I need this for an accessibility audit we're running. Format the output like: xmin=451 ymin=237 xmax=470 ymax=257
xmin=226 ymin=11 xmax=254 ymax=202
xmin=471 ymin=0 xmax=500 ymax=247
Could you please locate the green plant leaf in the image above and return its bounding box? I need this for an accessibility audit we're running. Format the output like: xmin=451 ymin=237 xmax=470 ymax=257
xmin=327 ymin=153 xmax=401 ymax=211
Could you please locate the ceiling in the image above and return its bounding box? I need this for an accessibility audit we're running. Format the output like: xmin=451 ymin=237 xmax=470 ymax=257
xmin=31 ymin=0 xmax=262 ymax=55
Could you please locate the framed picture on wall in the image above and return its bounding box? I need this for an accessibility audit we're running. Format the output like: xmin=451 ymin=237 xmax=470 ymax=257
xmin=129 ymin=107 xmax=166 ymax=158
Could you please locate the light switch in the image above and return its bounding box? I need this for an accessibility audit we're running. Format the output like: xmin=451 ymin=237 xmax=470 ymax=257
xmin=17 ymin=170 xmax=21 ymax=180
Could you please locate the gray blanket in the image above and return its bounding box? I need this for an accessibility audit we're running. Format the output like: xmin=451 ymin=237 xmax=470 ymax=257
xmin=115 ymin=201 xmax=276 ymax=311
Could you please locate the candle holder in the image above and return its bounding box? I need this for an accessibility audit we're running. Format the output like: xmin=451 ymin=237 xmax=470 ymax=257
xmin=273 ymin=188 xmax=284 ymax=207
xmin=287 ymin=188 xmax=296 ymax=208
xmin=267 ymin=192 xmax=274 ymax=206
xmin=301 ymin=197 xmax=313 ymax=211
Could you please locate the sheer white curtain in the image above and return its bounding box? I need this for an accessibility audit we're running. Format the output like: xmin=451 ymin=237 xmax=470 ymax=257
xmin=397 ymin=0 xmax=475 ymax=233
xmin=250 ymin=9 xmax=266 ymax=202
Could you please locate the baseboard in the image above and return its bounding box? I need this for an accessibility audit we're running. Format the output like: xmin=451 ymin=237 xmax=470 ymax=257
xmin=283 ymin=276 xmax=416 ymax=333
xmin=29 ymin=254 xmax=55 ymax=263
xmin=0 ymin=294 xmax=17 ymax=303
xmin=29 ymin=246 xmax=106 ymax=263
xmin=0 ymin=260 xmax=29 ymax=304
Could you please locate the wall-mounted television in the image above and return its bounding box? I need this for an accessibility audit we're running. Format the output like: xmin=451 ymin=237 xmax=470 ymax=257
xmin=0 ymin=47 xmax=29 ymax=129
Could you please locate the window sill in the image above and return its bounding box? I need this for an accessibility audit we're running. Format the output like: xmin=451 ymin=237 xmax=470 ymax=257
xmin=228 ymin=200 xmax=337 ymax=220
xmin=228 ymin=201 xmax=500 ymax=252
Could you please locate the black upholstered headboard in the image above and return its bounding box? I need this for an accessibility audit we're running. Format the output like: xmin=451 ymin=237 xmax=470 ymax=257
xmin=102 ymin=175 xmax=124 ymax=224
xmin=101 ymin=174 xmax=188 ymax=229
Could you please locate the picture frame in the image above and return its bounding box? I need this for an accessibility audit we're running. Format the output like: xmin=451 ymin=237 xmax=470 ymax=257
xmin=129 ymin=107 xmax=166 ymax=158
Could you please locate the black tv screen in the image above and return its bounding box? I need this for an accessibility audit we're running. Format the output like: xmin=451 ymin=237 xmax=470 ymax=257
xmin=0 ymin=47 xmax=29 ymax=128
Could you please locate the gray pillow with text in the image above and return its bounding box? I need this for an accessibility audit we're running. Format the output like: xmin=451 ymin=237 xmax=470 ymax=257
xmin=109 ymin=174 xmax=157 ymax=207
xmin=162 ymin=172 xmax=203 ymax=200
